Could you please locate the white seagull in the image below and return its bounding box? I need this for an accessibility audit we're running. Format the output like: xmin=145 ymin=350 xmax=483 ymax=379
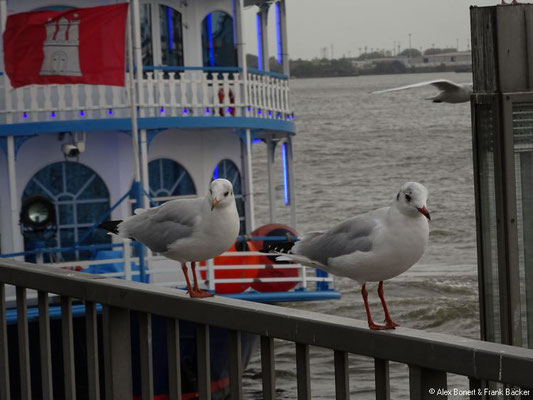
xmin=278 ymin=182 xmax=430 ymax=330
xmin=100 ymin=178 xmax=240 ymax=298
xmin=372 ymin=79 xmax=473 ymax=103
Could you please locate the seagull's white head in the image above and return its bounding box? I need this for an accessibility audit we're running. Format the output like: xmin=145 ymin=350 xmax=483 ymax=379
xmin=209 ymin=178 xmax=235 ymax=211
xmin=395 ymin=182 xmax=430 ymax=220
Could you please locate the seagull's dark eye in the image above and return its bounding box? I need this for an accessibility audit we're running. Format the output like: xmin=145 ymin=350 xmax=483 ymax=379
xmin=224 ymin=191 xmax=229 ymax=197
xmin=405 ymin=194 xmax=412 ymax=202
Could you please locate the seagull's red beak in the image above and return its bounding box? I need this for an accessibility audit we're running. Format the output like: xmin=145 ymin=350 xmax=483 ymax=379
xmin=211 ymin=198 xmax=220 ymax=211
xmin=417 ymin=206 xmax=431 ymax=220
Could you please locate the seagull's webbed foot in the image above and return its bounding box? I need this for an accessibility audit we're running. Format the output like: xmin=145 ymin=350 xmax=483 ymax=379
xmin=188 ymin=288 xmax=214 ymax=298
xmin=368 ymin=321 xmax=394 ymax=330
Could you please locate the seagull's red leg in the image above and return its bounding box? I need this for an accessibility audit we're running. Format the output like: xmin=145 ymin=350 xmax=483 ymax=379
xmin=362 ymin=284 xmax=388 ymax=330
xmin=181 ymin=263 xmax=195 ymax=296
xmin=190 ymin=262 xmax=213 ymax=298
xmin=378 ymin=281 xmax=399 ymax=328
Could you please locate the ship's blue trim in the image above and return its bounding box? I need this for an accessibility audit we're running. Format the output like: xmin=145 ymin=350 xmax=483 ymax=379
xmin=4 ymin=290 xmax=341 ymax=325
xmin=223 ymin=289 xmax=341 ymax=303
xmin=142 ymin=66 xmax=288 ymax=80
xmin=0 ymin=117 xmax=296 ymax=136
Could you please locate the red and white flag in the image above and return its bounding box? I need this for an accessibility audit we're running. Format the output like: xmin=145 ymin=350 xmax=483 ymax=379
xmin=3 ymin=3 xmax=129 ymax=88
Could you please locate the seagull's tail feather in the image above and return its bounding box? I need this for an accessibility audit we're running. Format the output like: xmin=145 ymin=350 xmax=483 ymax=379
xmin=99 ymin=220 xmax=122 ymax=235
xmin=274 ymin=252 xmax=327 ymax=269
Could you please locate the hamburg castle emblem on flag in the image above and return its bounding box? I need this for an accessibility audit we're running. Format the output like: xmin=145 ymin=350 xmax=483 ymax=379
xmin=40 ymin=15 xmax=82 ymax=77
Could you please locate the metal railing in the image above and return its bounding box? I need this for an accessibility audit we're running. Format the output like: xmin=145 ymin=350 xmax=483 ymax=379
xmin=1 ymin=258 xmax=533 ymax=400
xmin=0 ymin=67 xmax=292 ymax=124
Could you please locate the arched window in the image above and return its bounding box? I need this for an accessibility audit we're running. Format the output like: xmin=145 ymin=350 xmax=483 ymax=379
xmin=201 ymin=11 xmax=237 ymax=67
xmin=213 ymin=159 xmax=244 ymax=233
xmin=140 ymin=2 xmax=184 ymax=67
xmin=148 ymin=158 xmax=196 ymax=204
xmin=22 ymin=162 xmax=111 ymax=261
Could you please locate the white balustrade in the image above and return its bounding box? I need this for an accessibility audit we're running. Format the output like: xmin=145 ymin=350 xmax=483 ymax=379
xmin=0 ymin=70 xmax=292 ymax=124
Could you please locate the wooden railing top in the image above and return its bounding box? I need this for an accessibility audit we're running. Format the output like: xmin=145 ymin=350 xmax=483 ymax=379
xmin=1 ymin=257 xmax=532 ymax=389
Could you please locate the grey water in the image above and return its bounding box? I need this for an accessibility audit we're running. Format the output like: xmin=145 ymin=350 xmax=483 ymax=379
xmin=245 ymin=72 xmax=478 ymax=399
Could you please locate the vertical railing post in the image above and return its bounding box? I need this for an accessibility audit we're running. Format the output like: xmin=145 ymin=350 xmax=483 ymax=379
xmin=295 ymin=343 xmax=311 ymax=400
xmin=85 ymin=301 xmax=100 ymax=400
xmin=17 ymin=287 xmax=31 ymax=400
xmin=0 ymin=284 xmax=10 ymax=400
xmin=260 ymin=336 xmax=276 ymax=400
xmin=38 ymin=292 xmax=53 ymax=400
xmin=167 ymin=318 xmax=182 ymax=400
xmin=229 ymin=330 xmax=243 ymax=400
xmin=375 ymin=358 xmax=390 ymax=400
xmin=61 ymin=296 xmax=76 ymax=400
xmin=409 ymin=366 xmax=447 ymax=400
xmin=334 ymin=350 xmax=349 ymax=400
xmin=196 ymin=324 xmax=211 ymax=400
xmin=138 ymin=312 xmax=154 ymax=400
xmin=103 ymin=306 xmax=133 ymax=400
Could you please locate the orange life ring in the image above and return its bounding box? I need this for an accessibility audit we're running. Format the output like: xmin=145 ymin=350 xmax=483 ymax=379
xmin=217 ymin=88 xmax=235 ymax=116
xmin=250 ymin=224 xmax=299 ymax=293
xmin=200 ymin=241 xmax=260 ymax=294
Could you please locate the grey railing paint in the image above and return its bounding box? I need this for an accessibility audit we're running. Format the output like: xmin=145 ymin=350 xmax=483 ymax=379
xmin=0 ymin=258 xmax=533 ymax=400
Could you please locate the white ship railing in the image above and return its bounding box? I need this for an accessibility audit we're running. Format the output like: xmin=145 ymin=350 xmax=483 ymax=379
xmin=0 ymin=67 xmax=292 ymax=124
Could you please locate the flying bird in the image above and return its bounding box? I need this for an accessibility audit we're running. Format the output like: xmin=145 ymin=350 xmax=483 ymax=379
xmin=100 ymin=178 xmax=240 ymax=298
xmin=277 ymin=182 xmax=430 ymax=330
xmin=372 ymin=79 xmax=473 ymax=103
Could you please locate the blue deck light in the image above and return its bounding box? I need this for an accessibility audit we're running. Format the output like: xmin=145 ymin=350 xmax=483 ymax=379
xmin=80 ymin=110 xmax=85 ymax=117
xmin=160 ymin=107 xmax=165 ymax=114
xmin=108 ymin=109 xmax=113 ymax=115
xmin=50 ymin=112 xmax=56 ymax=118
xmin=281 ymin=142 xmax=289 ymax=205
xmin=23 ymin=112 xmax=28 ymax=119
xmin=268 ymin=111 xmax=272 ymax=117
xmin=258 ymin=109 xmax=262 ymax=115
xmin=205 ymin=108 xmax=211 ymax=115
xmin=183 ymin=107 xmax=188 ymax=115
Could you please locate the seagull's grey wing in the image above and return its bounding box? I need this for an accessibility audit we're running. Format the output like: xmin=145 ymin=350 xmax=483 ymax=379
xmin=292 ymin=213 xmax=382 ymax=266
xmin=371 ymin=79 xmax=461 ymax=94
xmin=118 ymin=197 xmax=205 ymax=253
xmin=428 ymin=79 xmax=464 ymax=91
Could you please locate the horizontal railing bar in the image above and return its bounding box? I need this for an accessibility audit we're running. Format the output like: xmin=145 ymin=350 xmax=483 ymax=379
xmin=1 ymin=259 xmax=533 ymax=388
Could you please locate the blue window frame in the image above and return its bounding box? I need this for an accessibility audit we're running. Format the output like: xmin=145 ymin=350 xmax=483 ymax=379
xmin=22 ymin=162 xmax=111 ymax=261
xmin=201 ymin=11 xmax=237 ymax=67
xmin=148 ymin=158 xmax=196 ymax=204
xmin=213 ymin=159 xmax=244 ymax=233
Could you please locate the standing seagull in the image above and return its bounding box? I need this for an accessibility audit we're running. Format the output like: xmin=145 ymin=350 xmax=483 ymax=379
xmin=278 ymin=182 xmax=430 ymax=330
xmin=371 ymin=79 xmax=473 ymax=103
xmin=100 ymin=178 xmax=240 ymax=298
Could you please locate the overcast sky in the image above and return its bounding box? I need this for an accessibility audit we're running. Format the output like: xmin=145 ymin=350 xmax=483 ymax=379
xmin=244 ymin=0 xmax=498 ymax=60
